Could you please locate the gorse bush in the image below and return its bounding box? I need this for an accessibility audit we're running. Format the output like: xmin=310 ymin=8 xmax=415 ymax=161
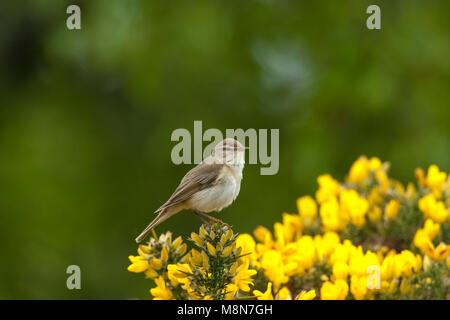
xmin=128 ymin=156 xmax=450 ymax=300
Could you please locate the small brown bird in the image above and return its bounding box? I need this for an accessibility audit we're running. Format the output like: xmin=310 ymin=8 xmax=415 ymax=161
xmin=135 ymin=138 xmax=248 ymax=243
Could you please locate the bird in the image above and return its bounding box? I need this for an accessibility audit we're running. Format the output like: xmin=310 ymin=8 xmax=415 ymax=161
xmin=135 ymin=138 xmax=248 ymax=243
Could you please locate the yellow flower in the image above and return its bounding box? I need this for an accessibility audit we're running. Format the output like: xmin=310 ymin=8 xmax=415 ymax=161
xmin=368 ymin=187 xmax=383 ymax=206
xmin=415 ymin=167 xmax=426 ymax=187
xmin=414 ymin=229 xmax=432 ymax=254
xmin=394 ymin=182 xmax=405 ymax=196
xmin=320 ymin=279 xmax=348 ymax=300
xmin=385 ymin=200 xmax=400 ymax=220
xmin=368 ymin=206 xmax=382 ymax=222
xmin=281 ymin=213 xmax=303 ymax=242
xmin=348 ymin=250 xmax=379 ymax=277
xmin=376 ymin=170 xmax=389 ymax=194
xmin=348 ymin=156 xmax=370 ymax=184
xmin=228 ymin=262 xmax=239 ymax=276
xmin=381 ymin=253 xmax=395 ymax=281
xmin=236 ymin=234 xmax=256 ymax=258
xmin=127 ymin=255 xmax=149 ymax=273
xmin=167 ymin=264 xmax=192 ymax=286
xmin=296 ymin=289 xmax=316 ymax=300
xmin=418 ymin=194 xmax=449 ymax=223
xmin=423 ymin=255 xmax=432 ymax=271
xmin=333 ymin=261 xmax=349 ymax=280
xmin=275 ymin=287 xmax=292 ymax=300
xmin=426 ymin=164 xmax=447 ymax=197
xmin=423 ymin=219 xmax=441 ymax=239
xmin=274 ymin=222 xmax=287 ymax=248
xmin=254 ymin=226 xmax=273 ymax=244
xmin=340 ymin=189 xmax=369 ymax=227
xmin=400 ymin=278 xmax=410 ymax=295
xmin=320 ymin=196 xmax=344 ymax=232
xmin=406 ymin=182 xmax=416 ymax=199
xmin=261 ymin=250 xmax=289 ymax=290
xmin=144 ymin=268 xmax=158 ymax=279
xmin=430 ymin=201 xmax=449 ymax=223
xmin=224 ymin=283 xmax=239 ymax=300
xmin=149 ymin=258 xmax=163 ymax=270
xmin=394 ymin=250 xmax=421 ymax=277
xmin=329 ymin=240 xmax=357 ymax=265
xmin=282 ymin=235 xmax=315 ymax=276
xmin=315 ymin=232 xmax=340 ymax=261
xmin=128 ymin=159 xmax=450 ymax=301
xmin=137 ymin=245 xmax=150 ymax=258
xmin=369 ymin=157 xmax=382 ymax=170
xmin=320 ymin=274 xmax=329 ymax=281
xmin=297 ymin=195 xmax=318 ymax=226
xmin=423 ymin=241 xmax=450 ymax=262
xmin=316 ymin=174 xmax=340 ymax=204
xmin=322 ymin=231 xmax=340 ymax=251
xmin=150 ymin=276 xmax=173 ymax=300
xmin=350 ymin=275 xmax=367 ymax=300
xmin=233 ymin=260 xmax=257 ymax=292
xmin=254 ymin=282 xmax=274 ymax=300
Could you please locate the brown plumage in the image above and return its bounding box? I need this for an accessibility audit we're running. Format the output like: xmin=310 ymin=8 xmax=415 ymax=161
xmin=135 ymin=138 xmax=247 ymax=243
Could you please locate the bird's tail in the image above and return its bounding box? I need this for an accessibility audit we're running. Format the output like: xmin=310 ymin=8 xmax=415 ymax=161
xmin=135 ymin=207 xmax=179 ymax=243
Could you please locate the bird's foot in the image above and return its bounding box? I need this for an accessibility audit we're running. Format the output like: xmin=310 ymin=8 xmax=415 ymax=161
xmin=208 ymin=217 xmax=230 ymax=228
xmin=192 ymin=210 xmax=208 ymax=224
xmin=194 ymin=210 xmax=230 ymax=228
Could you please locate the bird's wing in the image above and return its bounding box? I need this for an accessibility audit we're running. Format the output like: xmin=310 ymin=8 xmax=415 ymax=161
xmin=155 ymin=163 xmax=226 ymax=213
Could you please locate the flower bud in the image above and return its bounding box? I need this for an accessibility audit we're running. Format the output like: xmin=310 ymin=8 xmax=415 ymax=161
xmin=220 ymin=233 xmax=227 ymax=245
xmin=150 ymin=258 xmax=163 ymax=270
xmin=207 ymin=242 xmax=217 ymax=256
xmin=191 ymin=232 xmax=204 ymax=247
xmin=190 ymin=249 xmax=203 ymax=265
xmin=199 ymin=225 xmax=208 ymax=238
xmin=220 ymin=245 xmax=233 ymax=258
xmin=176 ymin=243 xmax=187 ymax=255
xmin=161 ymin=245 xmax=169 ymax=263
xmin=172 ymin=236 xmax=183 ymax=249
xmin=225 ymin=230 xmax=233 ymax=241
xmin=201 ymin=250 xmax=210 ymax=270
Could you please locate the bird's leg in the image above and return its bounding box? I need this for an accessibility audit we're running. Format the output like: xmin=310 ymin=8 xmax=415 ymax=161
xmin=195 ymin=210 xmax=230 ymax=228
xmin=192 ymin=210 xmax=208 ymax=224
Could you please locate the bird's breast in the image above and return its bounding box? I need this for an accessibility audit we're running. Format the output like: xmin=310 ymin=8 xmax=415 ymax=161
xmin=188 ymin=174 xmax=240 ymax=213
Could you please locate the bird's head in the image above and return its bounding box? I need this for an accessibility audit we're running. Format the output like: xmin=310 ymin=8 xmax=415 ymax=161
xmin=210 ymin=138 xmax=248 ymax=167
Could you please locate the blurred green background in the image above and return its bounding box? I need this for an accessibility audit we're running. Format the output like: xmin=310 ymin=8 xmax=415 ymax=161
xmin=0 ymin=0 xmax=449 ymax=299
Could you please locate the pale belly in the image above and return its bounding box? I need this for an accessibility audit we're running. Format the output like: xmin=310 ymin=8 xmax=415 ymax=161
xmin=188 ymin=177 xmax=240 ymax=213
